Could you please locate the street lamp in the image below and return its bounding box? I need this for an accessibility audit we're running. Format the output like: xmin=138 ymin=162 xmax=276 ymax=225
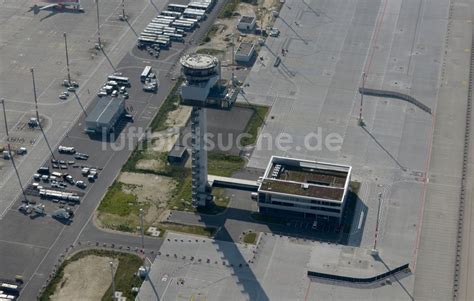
xmin=110 ymin=261 xmax=116 ymax=300
xmin=31 ymin=68 xmax=56 ymax=162
xmin=63 ymin=32 xmax=71 ymax=84
xmin=140 ymin=208 xmax=145 ymax=255
xmin=358 ymin=72 xmax=366 ymax=126
xmin=120 ymin=0 xmax=127 ymax=21
xmin=1 ymin=99 xmax=28 ymax=203
xmin=95 ymin=0 xmax=102 ymax=49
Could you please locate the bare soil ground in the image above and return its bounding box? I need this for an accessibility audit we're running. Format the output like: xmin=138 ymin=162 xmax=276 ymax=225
xmin=165 ymin=105 xmax=192 ymax=129
xmin=118 ymin=172 xmax=176 ymax=223
xmin=50 ymin=255 xmax=118 ymax=301
xmin=197 ymin=0 xmax=281 ymax=65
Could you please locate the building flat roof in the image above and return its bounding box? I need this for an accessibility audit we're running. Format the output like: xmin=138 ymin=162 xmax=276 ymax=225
xmin=260 ymin=178 xmax=345 ymax=200
xmin=236 ymin=42 xmax=254 ymax=56
xmin=239 ymin=16 xmax=255 ymax=24
xmin=168 ymin=144 xmax=187 ymax=158
xmin=85 ymin=96 xmax=124 ymax=126
xmin=259 ymin=156 xmax=351 ymax=201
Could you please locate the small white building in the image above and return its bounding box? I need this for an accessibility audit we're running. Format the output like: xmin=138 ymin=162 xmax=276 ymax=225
xmin=234 ymin=42 xmax=255 ymax=63
xmin=237 ymin=15 xmax=256 ymax=32
xmin=257 ymin=156 xmax=352 ymax=223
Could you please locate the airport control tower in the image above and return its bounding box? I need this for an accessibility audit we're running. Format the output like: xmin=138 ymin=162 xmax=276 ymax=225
xmin=179 ymin=54 xmax=238 ymax=207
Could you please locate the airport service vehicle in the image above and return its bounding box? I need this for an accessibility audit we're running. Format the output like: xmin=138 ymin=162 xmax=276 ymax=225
xmin=52 ymin=208 xmax=72 ymax=222
xmin=106 ymin=75 xmax=130 ymax=87
xmin=37 ymin=166 xmax=50 ymax=175
xmin=16 ymin=147 xmax=27 ymax=155
xmin=74 ymin=153 xmax=88 ymax=160
xmin=28 ymin=117 xmax=39 ymax=128
xmin=58 ymin=145 xmax=75 ymax=154
xmin=141 ymin=66 xmax=152 ymax=82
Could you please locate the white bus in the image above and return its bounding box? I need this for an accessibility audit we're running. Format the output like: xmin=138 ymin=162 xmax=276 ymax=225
xmin=167 ymin=3 xmax=187 ymax=12
xmin=107 ymin=75 xmax=130 ymax=87
xmin=141 ymin=66 xmax=152 ymax=82
xmin=138 ymin=37 xmax=170 ymax=49
xmin=143 ymin=29 xmax=164 ymax=35
xmin=188 ymin=2 xmax=210 ymax=12
xmin=183 ymin=8 xmax=206 ymax=21
xmin=160 ymin=10 xmax=182 ymax=18
xmin=146 ymin=24 xmax=166 ymax=30
xmin=172 ymin=20 xmax=195 ymax=31
xmin=163 ymin=32 xmax=184 ymax=42
xmin=151 ymin=19 xmax=173 ymax=26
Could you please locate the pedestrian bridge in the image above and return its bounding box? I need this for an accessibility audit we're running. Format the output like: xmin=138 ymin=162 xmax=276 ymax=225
xmin=208 ymin=175 xmax=259 ymax=192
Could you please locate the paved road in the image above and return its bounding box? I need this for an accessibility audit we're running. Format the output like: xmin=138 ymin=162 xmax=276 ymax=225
xmin=0 ymin=0 xmax=229 ymax=299
xmin=413 ymin=1 xmax=473 ymax=300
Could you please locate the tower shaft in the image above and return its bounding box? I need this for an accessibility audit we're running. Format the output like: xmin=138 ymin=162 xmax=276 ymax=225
xmin=191 ymin=107 xmax=209 ymax=206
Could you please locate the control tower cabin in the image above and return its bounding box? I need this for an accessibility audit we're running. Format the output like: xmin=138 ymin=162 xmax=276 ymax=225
xmin=179 ymin=54 xmax=239 ymax=207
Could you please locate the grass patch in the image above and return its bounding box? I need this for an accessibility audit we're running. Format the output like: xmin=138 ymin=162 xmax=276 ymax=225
xmin=98 ymin=182 xmax=139 ymax=216
xmin=242 ymin=232 xmax=257 ymax=244
xmin=40 ymin=250 xmax=143 ymax=301
xmin=220 ymin=0 xmax=240 ymax=18
xmin=196 ymin=48 xmax=225 ymax=56
xmin=208 ymin=152 xmax=245 ymax=177
xmin=236 ymin=103 xmax=269 ymax=146
xmin=159 ymin=222 xmax=216 ymax=237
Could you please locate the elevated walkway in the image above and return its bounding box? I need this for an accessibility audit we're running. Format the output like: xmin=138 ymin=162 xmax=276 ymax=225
xmin=208 ymin=175 xmax=259 ymax=191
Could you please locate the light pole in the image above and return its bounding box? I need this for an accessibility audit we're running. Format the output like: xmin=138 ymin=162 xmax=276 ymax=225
xmin=358 ymin=72 xmax=366 ymax=126
xmin=95 ymin=0 xmax=102 ymax=49
xmin=120 ymin=0 xmax=127 ymax=21
xmin=110 ymin=261 xmax=116 ymax=300
xmin=31 ymin=68 xmax=56 ymax=162
xmin=1 ymin=99 xmax=28 ymax=203
xmin=140 ymin=208 xmax=145 ymax=255
xmin=63 ymin=32 xmax=71 ymax=84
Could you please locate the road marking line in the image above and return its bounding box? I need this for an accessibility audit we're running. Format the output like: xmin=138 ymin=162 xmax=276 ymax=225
xmin=0 ymin=239 xmax=49 ymax=250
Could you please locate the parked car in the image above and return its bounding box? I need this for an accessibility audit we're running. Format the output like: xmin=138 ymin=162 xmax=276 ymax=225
xmin=76 ymin=181 xmax=87 ymax=189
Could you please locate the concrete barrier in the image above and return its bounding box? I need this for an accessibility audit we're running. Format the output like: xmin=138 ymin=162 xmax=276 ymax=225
xmin=307 ymin=263 xmax=410 ymax=284
xmin=359 ymin=88 xmax=432 ymax=114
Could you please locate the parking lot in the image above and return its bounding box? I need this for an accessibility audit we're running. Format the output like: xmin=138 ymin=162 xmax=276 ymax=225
xmin=0 ymin=0 xmax=230 ymax=298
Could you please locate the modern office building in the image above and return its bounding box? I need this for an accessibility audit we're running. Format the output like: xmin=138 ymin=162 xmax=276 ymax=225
xmin=257 ymin=156 xmax=352 ymax=222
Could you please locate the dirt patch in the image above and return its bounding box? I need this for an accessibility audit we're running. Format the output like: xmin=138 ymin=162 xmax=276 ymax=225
xmin=136 ymin=158 xmax=164 ymax=172
xmin=197 ymin=1 xmax=280 ymax=65
xmin=165 ymin=105 xmax=192 ymax=128
xmin=50 ymin=255 xmax=118 ymax=301
xmin=118 ymin=172 xmax=176 ymax=223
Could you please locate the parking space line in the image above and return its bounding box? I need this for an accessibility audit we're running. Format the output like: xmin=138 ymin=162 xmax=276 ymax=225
xmin=0 ymin=239 xmax=49 ymax=250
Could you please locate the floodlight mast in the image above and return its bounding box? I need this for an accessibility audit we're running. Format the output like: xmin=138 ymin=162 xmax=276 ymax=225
xmin=1 ymin=99 xmax=28 ymax=203
xmin=31 ymin=68 xmax=56 ymax=162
